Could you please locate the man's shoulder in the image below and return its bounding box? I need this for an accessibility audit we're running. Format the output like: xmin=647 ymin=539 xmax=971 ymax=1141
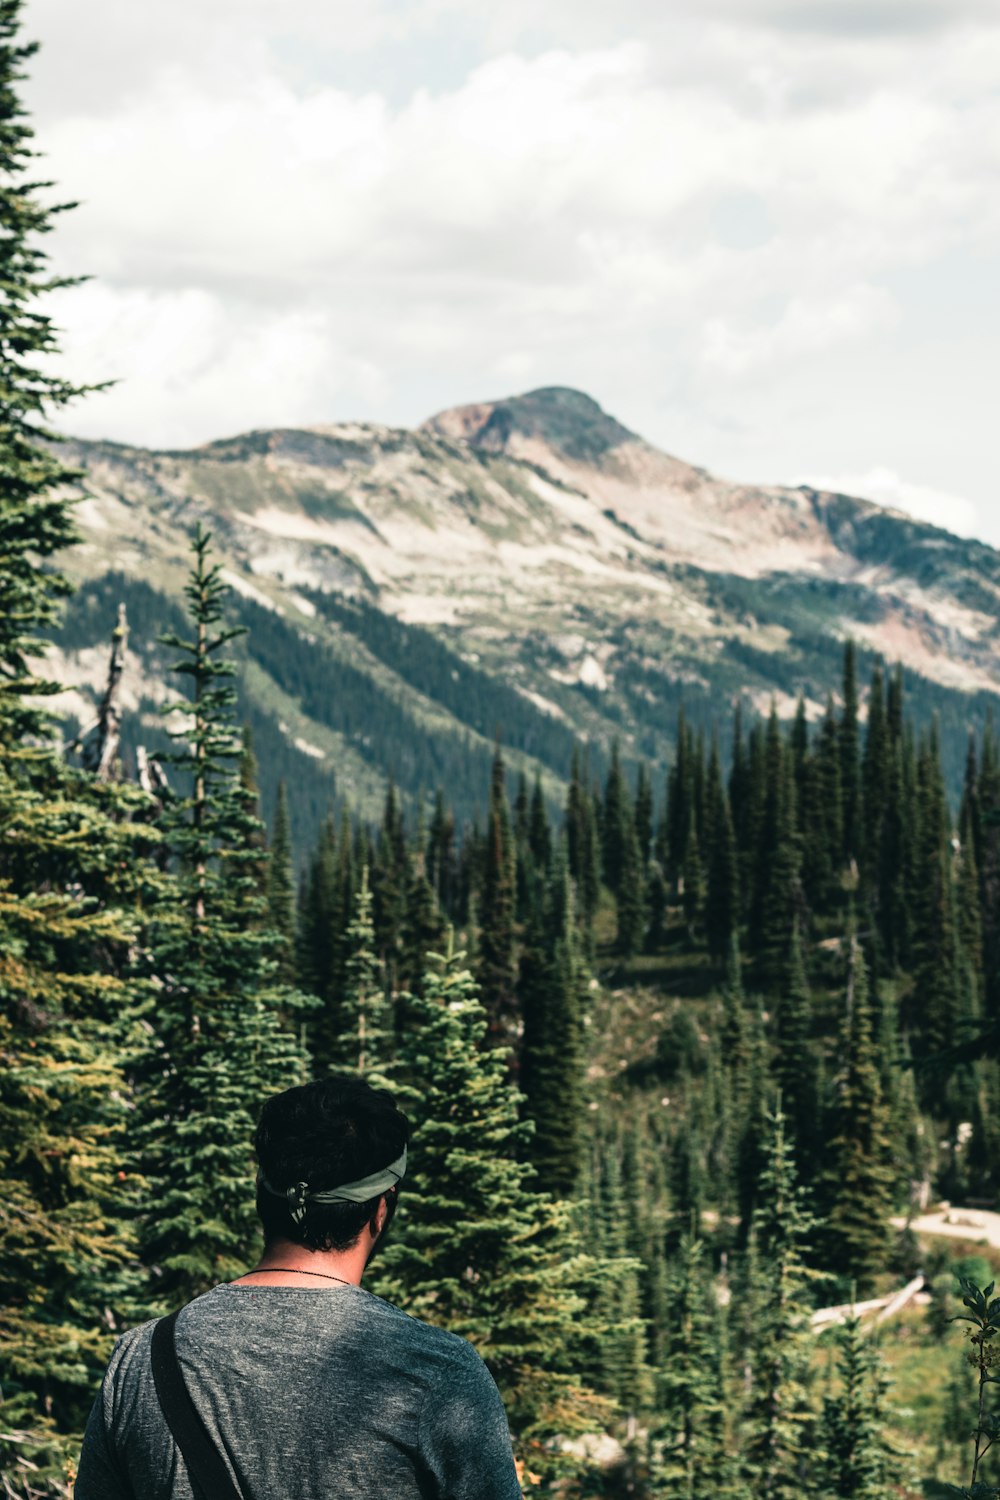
xmin=105 ymin=1317 xmax=157 ymax=1379
xmin=360 ymin=1294 xmax=487 ymax=1371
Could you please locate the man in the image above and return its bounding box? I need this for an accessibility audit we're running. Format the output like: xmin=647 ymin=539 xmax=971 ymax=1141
xmin=75 ymin=1076 xmax=523 ymax=1499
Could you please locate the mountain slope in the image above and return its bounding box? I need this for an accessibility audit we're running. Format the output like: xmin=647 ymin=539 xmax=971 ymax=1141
xmin=51 ymin=386 xmax=1000 ymax=843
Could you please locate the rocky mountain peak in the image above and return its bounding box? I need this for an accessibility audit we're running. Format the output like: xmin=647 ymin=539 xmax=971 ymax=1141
xmin=422 ymin=385 xmax=636 ymax=464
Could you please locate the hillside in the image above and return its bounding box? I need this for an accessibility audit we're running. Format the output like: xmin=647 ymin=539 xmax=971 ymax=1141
xmin=51 ymin=385 xmax=1000 ymax=843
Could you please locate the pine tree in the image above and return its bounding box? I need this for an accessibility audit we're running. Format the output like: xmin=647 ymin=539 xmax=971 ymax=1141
xmin=705 ymin=759 xmax=739 ymax=963
xmin=298 ymin=813 xmax=339 ymax=1001
xmin=740 ymin=1103 xmax=820 ymax=1500
xmin=978 ymin=723 xmax=1000 ymax=1031
xmin=729 ymin=703 xmax=750 ymax=863
xmin=266 ymin=780 xmax=297 ymax=982
xmin=681 ymin=807 xmax=705 ymax=943
xmin=371 ymin=780 xmax=407 ymax=984
xmin=817 ymin=694 xmax=845 ymax=897
xmin=877 ymin=738 xmax=910 ymax=971
xmin=634 ymin=761 xmax=653 ymax=867
xmin=565 ymin=746 xmax=600 ymax=931
xmin=426 ymin=787 xmax=458 ymax=917
xmin=399 ymin=847 xmax=446 ymax=997
xmin=0 ymin=8 xmax=151 ymax=1480
xmin=819 ymin=1316 xmax=895 ymax=1498
xmin=602 ymin=740 xmax=630 ymax=894
xmin=772 ymin=919 xmax=817 ymax=1167
xmin=478 ymin=745 xmax=517 ymax=1035
xmin=137 ymin=527 xmax=309 ymax=1305
xmin=841 ymin=641 xmax=862 ymax=866
xmin=861 ymin=663 xmax=889 ymax=894
xmin=518 ymin=853 xmax=586 ymax=1196
xmin=654 ymin=1235 xmax=739 ymax=1498
xmin=376 ymin=940 xmax=615 ymax=1485
xmin=909 ymin=728 xmax=962 ymax=1086
xmin=238 ymin=724 xmax=268 ymax=887
xmin=665 ymin=710 xmax=694 ymax=886
xmin=821 ymin=934 xmax=895 ymax=1291
xmin=616 ymin=808 xmax=646 ymax=958
xmin=590 ymin=1140 xmax=652 ymax=1419
xmin=528 ymin=771 xmax=552 ymax=873
xmin=758 ymin=735 xmax=802 ymax=991
xmin=329 ymin=866 xmax=393 ymax=1081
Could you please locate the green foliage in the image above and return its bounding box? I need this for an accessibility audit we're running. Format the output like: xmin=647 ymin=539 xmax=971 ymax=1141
xmin=653 ymin=1235 xmax=740 ymax=1497
xmin=518 ymin=853 xmax=586 ymax=1196
xmin=328 ymin=865 xmax=392 ymax=1082
xmin=0 ymin=7 xmax=151 ymax=1486
xmin=821 ymin=935 xmax=895 ymax=1292
xmin=266 ymin=781 xmax=297 ymax=981
xmin=376 ymin=941 xmax=615 ymax=1488
xmin=478 ymin=747 xmax=517 ymax=1034
xmin=818 ymin=1317 xmax=896 ymax=1498
xmin=136 ymin=528 xmax=310 ymax=1305
xmin=740 ymin=1103 xmax=822 ymax=1499
xmin=949 ymin=1277 xmax=1000 ymax=1498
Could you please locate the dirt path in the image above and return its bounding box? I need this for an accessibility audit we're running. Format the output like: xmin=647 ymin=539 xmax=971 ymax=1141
xmin=891 ymin=1207 xmax=1000 ymax=1251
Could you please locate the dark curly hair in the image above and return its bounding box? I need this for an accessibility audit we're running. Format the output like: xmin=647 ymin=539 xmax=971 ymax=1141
xmin=254 ymin=1075 xmax=410 ymax=1253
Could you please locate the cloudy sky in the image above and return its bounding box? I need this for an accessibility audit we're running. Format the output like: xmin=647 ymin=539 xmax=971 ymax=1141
xmin=23 ymin=0 xmax=1000 ymax=542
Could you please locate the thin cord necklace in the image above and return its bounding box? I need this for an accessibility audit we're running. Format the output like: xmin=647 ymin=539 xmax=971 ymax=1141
xmin=245 ymin=1266 xmax=355 ymax=1286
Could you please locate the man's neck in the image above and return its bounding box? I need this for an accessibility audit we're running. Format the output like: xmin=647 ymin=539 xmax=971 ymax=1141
xmin=232 ymin=1237 xmax=371 ymax=1289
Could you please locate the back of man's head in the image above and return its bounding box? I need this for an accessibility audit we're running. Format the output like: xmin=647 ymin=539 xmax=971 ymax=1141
xmin=254 ymin=1075 xmax=410 ymax=1253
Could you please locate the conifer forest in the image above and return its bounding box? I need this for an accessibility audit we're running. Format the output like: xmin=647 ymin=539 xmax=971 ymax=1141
xmin=5 ymin=4 xmax=1000 ymax=1497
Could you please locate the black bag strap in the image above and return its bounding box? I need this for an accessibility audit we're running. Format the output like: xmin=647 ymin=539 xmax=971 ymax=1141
xmin=150 ymin=1310 xmax=246 ymax=1500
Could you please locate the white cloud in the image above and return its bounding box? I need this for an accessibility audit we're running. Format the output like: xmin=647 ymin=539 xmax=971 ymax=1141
xmin=55 ymin=283 xmax=385 ymax=446
xmin=699 ymin=285 xmax=897 ymax=377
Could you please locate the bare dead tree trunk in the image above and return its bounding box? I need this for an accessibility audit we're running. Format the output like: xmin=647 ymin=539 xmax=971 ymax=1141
xmin=81 ymin=602 xmax=129 ymax=781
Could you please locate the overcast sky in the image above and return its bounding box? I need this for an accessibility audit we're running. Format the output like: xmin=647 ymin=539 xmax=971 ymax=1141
xmin=22 ymin=0 xmax=1000 ymax=543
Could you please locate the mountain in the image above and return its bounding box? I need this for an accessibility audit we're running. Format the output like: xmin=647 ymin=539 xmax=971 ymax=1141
xmin=50 ymin=386 xmax=1000 ymax=849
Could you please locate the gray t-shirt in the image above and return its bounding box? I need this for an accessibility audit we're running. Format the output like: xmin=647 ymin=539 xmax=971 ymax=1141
xmin=74 ymin=1283 xmax=522 ymax=1500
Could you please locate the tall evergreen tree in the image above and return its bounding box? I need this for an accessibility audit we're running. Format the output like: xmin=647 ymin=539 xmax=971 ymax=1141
xmin=602 ymin=740 xmax=631 ymax=894
xmin=772 ymin=919 xmax=817 ymax=1167
xmin=821 ymin=934 xmax=895 ymax=1291
xmin=330 ymin=866 xmax=392 ymax=1081
xmin=841 ymin=641 xmax=862 ymax=866
xmin=705 ymin=757 xmax=739 ymax=963
xmin=426 ymin=787 xmax=458 ymax=916
xmin=616 ymin=807 xmax=646 ymax=958
xmin=654 ymin=1235 xmax=740 ymax=1498
xmin=589 ymin=1140 xmax=652 ymax=1419
xmin=371 ymin=780 xmax=407 ymax=984
xmin=757 ymin=734 xmax=802 ymax=990
xmin=681 ymin=807 xmax=705 ymax=943
xmin=740 ymin=1103 xmax=820 ymax=1500
xmin=297 ymin=813 xmax=339 ymax=1002
xmin=0 ymin=9 xmax=151 ymax=1480
xmin=861 ymin=663 xmax=889 ymax=892
xmin=908 ymin=729 xmax=962 ymax=1085
xmin=565 ymin=746 xmax=600 ymax=933
xmin=528 ymin=771 xmax=552 ymax=873
xmin=399 ymin=846 xmax=446 ymax=998
xmin=478 ymin=745 xmax=517 ymax=1035
xmin=137 ymin=527 xmax=308 ymax=1305
xmin=665 ymin=710 xmax=694 ymax=886
xmin=266 ymin=780 xmax=297 ymax=982
xmin=518 ymin=853 xmax=586 ymax=1195
xmin=819 ymin=1316 xmax=895 ymax=1498
xmin=377 ymin=940 xmax=615 ymax=1486
xmin=634 ymin=761 xmax=653 ymax=868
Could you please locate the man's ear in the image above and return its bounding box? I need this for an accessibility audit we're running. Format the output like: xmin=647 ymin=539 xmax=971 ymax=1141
xmin=368 ymin=1195 xmax=388 ymax=1240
